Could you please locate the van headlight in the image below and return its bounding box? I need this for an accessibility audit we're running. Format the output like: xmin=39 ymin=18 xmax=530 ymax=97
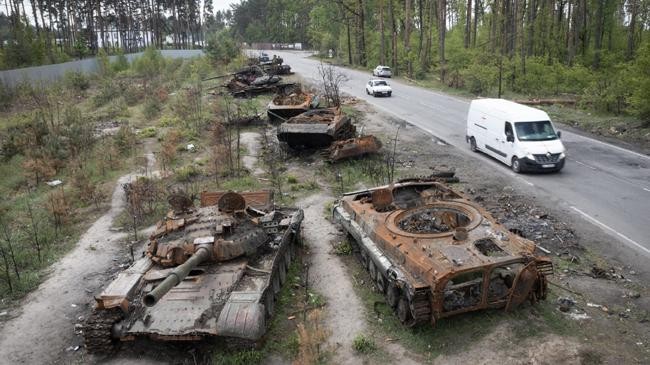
xmin=559 ymin=152 xmax=566 ymax=159
xmin=525 ymin=153 xmax=536 ymax=160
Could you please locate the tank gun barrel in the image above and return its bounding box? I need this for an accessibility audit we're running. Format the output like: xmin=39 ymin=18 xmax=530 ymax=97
xmin=143 ymin=246 xmax=211 ymax=307
xmin=202 ymin=74 xmax=234 ymax=81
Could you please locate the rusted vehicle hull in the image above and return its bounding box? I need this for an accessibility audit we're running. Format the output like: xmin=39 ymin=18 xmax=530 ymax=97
xmin=267 ymin=92 xmax=315 ymax=123
xmin=84 ymin=191 xmax=304 ymax=353
xmin=326 ymin=135 xmax=382 ymax=162
xmin=277 ymin=108 xmax=356 ymax=149
xmin=333 ymin=179 xmax=551 ymax=326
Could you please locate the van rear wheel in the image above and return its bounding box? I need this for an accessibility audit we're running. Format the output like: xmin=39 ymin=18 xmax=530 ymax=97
xmin=511 ymin=157 xmax=522 ymax=173
xmin=469 ymin=137 xmax=478 ymax=152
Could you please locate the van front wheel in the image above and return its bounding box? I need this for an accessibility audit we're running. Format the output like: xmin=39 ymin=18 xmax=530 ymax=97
xmin=511 ymin=157 xmax=522 ymax=173
xmin=469 ymin=137 xmax=478 ymax=152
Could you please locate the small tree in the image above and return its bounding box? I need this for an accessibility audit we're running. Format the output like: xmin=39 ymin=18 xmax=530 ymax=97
xmin=318 ymin=62 xmax=347 ymax=107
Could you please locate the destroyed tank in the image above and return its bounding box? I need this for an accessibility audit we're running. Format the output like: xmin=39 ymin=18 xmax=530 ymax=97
xmin=267 ymin=91 xmax=318 ymax=123
xmin=333 ymin=178 xmax=553 ymax=326
xmin=84 ymin=190 xmax=303 ymax=353
xmin=277 ymin=108 xmax=356 ymax=149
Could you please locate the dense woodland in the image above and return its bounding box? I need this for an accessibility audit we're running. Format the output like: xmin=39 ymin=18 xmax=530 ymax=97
xmin=0 ymin=0 xmax=231 ymax=69
xmin=231 ymin=0 xmax=650 ymax=120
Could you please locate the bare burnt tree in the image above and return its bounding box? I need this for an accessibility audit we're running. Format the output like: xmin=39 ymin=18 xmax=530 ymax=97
xmin=25 ymin=197 xmax=42 ymax=263
xmin=0 ymin=214 xmax=20 ymax=282
xmin=260 ymin=129 xmax=284 ymax=197
xmin=318 ymin=62 xmax=347 ymax=107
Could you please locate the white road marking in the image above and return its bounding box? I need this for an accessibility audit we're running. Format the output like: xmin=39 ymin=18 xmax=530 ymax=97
xmin=567 ymin=132 xmax=650 ymax=161
xmin=570 ymin=206 xmax=650 ymax=255
xmin=571 ymin=159 xmax=597 ymax=170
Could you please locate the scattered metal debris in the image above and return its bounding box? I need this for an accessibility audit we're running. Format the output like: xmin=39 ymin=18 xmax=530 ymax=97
xmin=325 ymin=135 xmax=382 ymax=162
xmin=83 ymin=191 xmax=304 ymax=353
xmin=333 ymin=177 xmax=553 ymax=327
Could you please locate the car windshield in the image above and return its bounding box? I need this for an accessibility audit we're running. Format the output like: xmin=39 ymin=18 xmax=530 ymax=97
xmin=514 ymin=121 xmax=558 ymax=141
xmin=374 ymin=81 xmax=388 ymax=86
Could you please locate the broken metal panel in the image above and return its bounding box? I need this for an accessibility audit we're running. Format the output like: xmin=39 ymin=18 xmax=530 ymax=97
xmin=326 ymin=135 xmax=382 ymax=162
xmin=333 ymin=178 xmax=551 ymax=326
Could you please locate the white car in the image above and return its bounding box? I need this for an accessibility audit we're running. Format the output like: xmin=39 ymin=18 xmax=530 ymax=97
xmin=372 ymin=65 xmax=392 ymax=77
xmin=365 ymin=79 xmax=392 ymax=97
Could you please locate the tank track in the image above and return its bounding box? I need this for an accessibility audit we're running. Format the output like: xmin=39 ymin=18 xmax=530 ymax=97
xmin=83 ymin=308 xmax=123 ymax=354
xmin=350 ymin=234 xmax=432 ymax=327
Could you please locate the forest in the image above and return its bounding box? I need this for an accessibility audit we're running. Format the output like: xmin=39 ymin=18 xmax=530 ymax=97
xmin=230 ymin=0 xmax=650 ymax=121
xmin=0 ymin=0 xmax=231 ymax=69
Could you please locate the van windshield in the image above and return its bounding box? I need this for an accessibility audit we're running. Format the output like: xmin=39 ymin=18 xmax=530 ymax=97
xmin=514 ymin=121 xmax=558 ymax=141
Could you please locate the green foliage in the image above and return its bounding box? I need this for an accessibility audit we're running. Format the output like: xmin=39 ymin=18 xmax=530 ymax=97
xmin=333 ymin=239 xmax=353 ymax=255
xmin=142 ymin=97 xmax=162 ymax=120
xmin=461 ymin=60 xmax=498 ymax=95
xmin=133 ymin=47 xmax=165 ymax=80
xmin=213 ymin=350 xmax=264 ymax=365
xmin=206 ymin=29 xmax=240 ymax=64
xmin=352 ymin=334 xmax=377 ymax=354
xmin=97 ymin=48 xmax=112 ymax=77
xmin=137 ymin=127 xmax=157 ymax=138
xmin=174 ymin=164 xmax=201 ymax=182
xmin=112 ymin=48 xmax=129 ymax=73
xmin=63 ymin=71 xmax=90 ymax=92
xmin=92 ymin=79 xmax=121 ymax=107
xmin=629 ymin=41 xmax=650 ymax=124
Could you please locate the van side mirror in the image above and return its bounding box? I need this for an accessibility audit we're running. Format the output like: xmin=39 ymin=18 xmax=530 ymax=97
xmin=506 ymin=134 xmax=514 ymax=143
xmin=557 ymin=131 xmax=562 ymax=138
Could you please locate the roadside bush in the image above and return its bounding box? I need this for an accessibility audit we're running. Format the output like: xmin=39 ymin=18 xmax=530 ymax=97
xmin=0 ymin=80 xmax=15 ymax=111
xmin=111 ymin=48 xmax=129 ymax=73
xmin=92 ymin=79 xmax=120 ymax=107
xmin=462 ymin=62 xmax=498 ymax=95
xmin=629 ymin=41 xmax=650 ymax=124
xmin=63 ymin=71 xmax=90 ymax=92
xmin=114 ymin=124 xmax=136 ymax=154
xmin=352 ymin=334 xmax=376 ymax=354
xmin=174 ymin=164 xmax=200 ymax=183
xmin=106 ymin=97 xmax=130 ymax=119
xmin=138 ymin=127 xmax=157 ymax=138
xmin=142 ymin=97 xmax=162 ymax=120
xmin=206 ymin=29 xmax=240 ymax=64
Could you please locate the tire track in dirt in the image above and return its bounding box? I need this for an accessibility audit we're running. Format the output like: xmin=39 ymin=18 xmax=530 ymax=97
xmin=298 ymin=193 xmax=421 ymax=365
xmin=0 ymin=145 xmax=157 ymax=364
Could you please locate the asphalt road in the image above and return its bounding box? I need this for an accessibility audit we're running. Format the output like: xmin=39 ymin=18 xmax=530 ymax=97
xmin=270 ymin=50 xmax=650 ymax=258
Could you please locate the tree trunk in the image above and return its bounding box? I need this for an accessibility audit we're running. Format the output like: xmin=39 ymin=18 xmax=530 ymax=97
xmin=438 ymin=0 xmax=446 ymax=82
xmin=465 ymin=0 xmax=471 ymax=48
xmin=626 ymin=0 xmax=638 ymax=60
xmin=405 ymin=0 xmax=412 ymax=77
xmin=389 ymin=0 xmax=398 ymax=75
xmin=379 ymin=0 xmax=386 ymax=65
xmin=593 ymin=0 xmax=604 ymax=68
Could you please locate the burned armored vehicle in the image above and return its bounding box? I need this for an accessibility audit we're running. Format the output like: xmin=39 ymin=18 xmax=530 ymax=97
xmin=277 ymin=108 xmax=356 ymax=149
xmin=204 ymin=66 xmax=295 ymax=98
xmin=325 ymin=135 xmax=382 ymax=162
xmin=267 ymin=91 xmax=318 ymax=123
xmin=84 ymin=191 xmax=303 ymax=352
xmin=333 ymin=178 xmax=552 ymax=327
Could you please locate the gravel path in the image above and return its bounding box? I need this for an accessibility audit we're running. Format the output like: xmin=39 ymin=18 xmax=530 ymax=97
xmin=0 ymin=147 xmax=156 ymax=364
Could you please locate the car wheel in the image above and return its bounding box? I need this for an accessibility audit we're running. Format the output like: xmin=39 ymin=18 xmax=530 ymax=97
xmin=373 ymin=92 xmax=377 ymax=97
xmin=470 ymin=137 xmax=478 ymax=152
xmin=511 ymin=157 xmax=522 ymax=173
xmin=388 ymin=92 xmax=392 ymax=97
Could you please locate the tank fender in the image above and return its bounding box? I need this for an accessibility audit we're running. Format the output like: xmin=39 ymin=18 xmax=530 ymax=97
xmin=216 ymin=292 xmax=265 ymax=340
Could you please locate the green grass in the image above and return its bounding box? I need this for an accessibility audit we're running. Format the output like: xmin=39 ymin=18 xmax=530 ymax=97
xmin=213 ymin=350 xmax=264 ymax=365
xmin=221 ymin=175 xmax=263 ymax=191
xmin=352 ymin=334 xmax=377 ymax=354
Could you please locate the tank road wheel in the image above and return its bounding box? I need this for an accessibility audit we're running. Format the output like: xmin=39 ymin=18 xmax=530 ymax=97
xmin=83 ymin=308 xmax=123 ymax=354
xmin=279 ymin=258 xmax=287 ymax=285
xmin=386 ymin=282 xmax=400 ymax=308
xmin=272 ymin=271 xmax=281 ymax=295
xmin=376 ymin=274 xmax=386 ymax=294
xmin=368 ymin=260 xmax=377 ymax=281
xmin=264 ymin=291 xmax=275 ymax=319
xmin=397 ymin=297 xmax=416 ymax=327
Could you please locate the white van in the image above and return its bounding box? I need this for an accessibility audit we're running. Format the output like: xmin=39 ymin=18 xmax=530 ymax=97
xmin=466 ymin=99 xmax=566 ymax=173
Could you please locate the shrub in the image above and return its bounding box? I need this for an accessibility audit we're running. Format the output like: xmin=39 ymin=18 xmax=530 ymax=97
xmin=138 ymin=127 xmax=157 ymax=138
xmin=111 ymin=48 xmax=129 ymax=73
xmin=462 ymin=62 xmax=498 ymax=95
xmin=142 ymin=97 xmax=162 ymax=120
xmin=352 ymin=334 xmax=377 ymax=354
xmin=174 ymin=164 xmax=200 ymax=183
xmin=92 ymin=79 xmax=120 ymax=107
xmin=63 ymin=71 xmax=90 ymax=92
